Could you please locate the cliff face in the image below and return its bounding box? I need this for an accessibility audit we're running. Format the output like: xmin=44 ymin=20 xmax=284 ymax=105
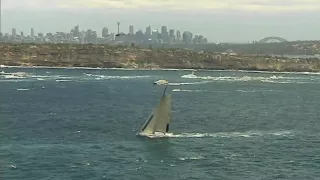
xmin=0 ymin=44 xmax=320 ymax=72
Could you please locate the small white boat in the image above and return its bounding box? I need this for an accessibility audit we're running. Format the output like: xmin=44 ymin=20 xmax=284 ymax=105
xmin=153 ymin=79 xmax=169 ymax=85
xmin=181 ymin=70 xmax=198 ymax=78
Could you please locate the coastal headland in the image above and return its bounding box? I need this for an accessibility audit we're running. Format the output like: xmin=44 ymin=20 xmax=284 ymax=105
xmin=1 ymin=43 xmax=320 ymax=72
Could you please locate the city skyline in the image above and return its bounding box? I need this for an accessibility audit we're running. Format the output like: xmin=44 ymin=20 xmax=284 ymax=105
xmin=1 ymin=24 xmax=209 ymax=46
xmin=1 ymin=23 xmax=208 ymax=38
xmin=0 ymin=1 xmax=319 ymax=42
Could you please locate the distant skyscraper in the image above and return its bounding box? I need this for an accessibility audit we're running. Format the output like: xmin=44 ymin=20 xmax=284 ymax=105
xmin=70 ymin=28 xmax=75 ymax=37
xmin=193 ymin=35 xmax=199 ymax=44
xmin=86 ymin=29 xmax=93 ymax=42
xmin=31 ymin=28 xmax=34 ymax=37
xmin=38 ymin=33 xmax=43 ymax=38
xmin=176 ymin=30 xmax=181 ymax=40
xmin=160 ymin=26 xmax=168 ymax=43
xmin=169 ymin=29 xmax=174 ymax=37
xmin=198 ymin=35 xmax=204 ymax=44
xmin=146 ymin=26 xmax=151 ymax=36
xmin=135 ymin=30 xmax=144 ymax=43
xmin=12 ymin=28 xmax=17 ymax=37
xmin=203 ymin=37 xmax=208 ymax=44
xmin=161 ymin=26 xmax=167 ymax=34
xmin=129 ymin=25 xmax=134 ymax=35
xmin=74 ymin=25 xmax=80 ymax=37
xmin=169 ymin=29 xmax=175 ymax=44
xmin=102 ymin=27 xmax=109 ymax=38
xmin=182 ymin=31 xmax=192 ymax=44
xmin=110 ymin=33 xmax=115 ymax=40
xmin=152 ymin=30 xmax=158 ymax=43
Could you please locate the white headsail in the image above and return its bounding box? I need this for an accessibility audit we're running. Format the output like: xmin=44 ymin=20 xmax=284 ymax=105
xmin=138 ymin=86 xmax=172 ymax=136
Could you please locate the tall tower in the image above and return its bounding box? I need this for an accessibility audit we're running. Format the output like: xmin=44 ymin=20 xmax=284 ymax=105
xmin=117 ymin=21 xmax=120 ymax=34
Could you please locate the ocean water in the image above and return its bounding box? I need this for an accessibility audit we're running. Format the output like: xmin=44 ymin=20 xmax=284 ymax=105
xmin=1 ymin=67 xmax=320 ymax=180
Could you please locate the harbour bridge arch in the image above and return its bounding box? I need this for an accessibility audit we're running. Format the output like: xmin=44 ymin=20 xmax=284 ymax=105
xmin=258 ymin=36 xmax=288 ymax=43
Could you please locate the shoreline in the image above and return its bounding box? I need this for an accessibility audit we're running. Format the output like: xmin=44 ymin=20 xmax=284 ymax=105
xmin=2 ymin=64 xmax=320 ymax=75
xmin=1 ymin=43 xmax=320 ymax=74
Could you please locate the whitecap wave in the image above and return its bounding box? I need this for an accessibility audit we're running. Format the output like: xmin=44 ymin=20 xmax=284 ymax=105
xmin=236 ymin=89 xmax=275 ymax=93
xmin=168 ymin=81 xmax=210 ymax=86
xmin=0 ymin=72 xmax=152 ymax=82
xmin=84 ymin=73 xmax=151 ymax=79
xmin=179 ymin=156 xmax=204 ymax=161
xmin=0 ymin=71 xmax=32 ymax=81
xmin=56 ymin=79 xmax=72 ymax=82
xmin=181 ymin=74 xmax=316 ymax=84
xmin=3 ymin=75 xmax=26 ymax=79
xmin=172 ymin=89 xmax=207 ymax=92
xmin=181 ymin=74 xmax=198 ymax=79
xmin=17 ymin=88 xmax=29 ymax=91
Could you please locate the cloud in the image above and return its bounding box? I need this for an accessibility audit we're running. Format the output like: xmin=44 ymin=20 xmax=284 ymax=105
xmin=3 ymin=0 xmax=320 ymax=12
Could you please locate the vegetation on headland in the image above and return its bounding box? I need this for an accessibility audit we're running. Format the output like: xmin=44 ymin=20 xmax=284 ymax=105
xmin=141 ymin=40 xmax=320 ymax=55
xmin=0 ymin=43 xmax=320 ymax=72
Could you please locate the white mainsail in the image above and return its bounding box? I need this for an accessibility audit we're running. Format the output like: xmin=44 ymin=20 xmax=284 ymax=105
xmin=139 ymin=90 xmax=171 ymax=135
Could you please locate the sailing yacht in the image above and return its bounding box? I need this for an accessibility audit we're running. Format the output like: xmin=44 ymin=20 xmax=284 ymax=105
xmin=137 ymin=85 xmax=173 ymax=138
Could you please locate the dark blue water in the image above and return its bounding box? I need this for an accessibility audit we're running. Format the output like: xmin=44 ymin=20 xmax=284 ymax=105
xmin=1 ymin=67 xmax=320 ymax=179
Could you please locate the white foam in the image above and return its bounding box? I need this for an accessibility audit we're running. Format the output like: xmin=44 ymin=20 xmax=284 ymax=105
xmin=17 ymin=88 xmax=29 ymax=91
xmin=137 ymin=132 xmax=175 ymax=138
xmin=0 ymin=71 xmax=153 ymax=82
xmin=84 ymin=73 xmax=151 ymax=79
xmin=181 ymin=74 xmax=316 ymax=84
xmin=160 ymin=130 xmax=293 ymax=138
xmin=30 ymin=75 xmax=53 ymax=78
xmin=3 ymin=75 xmax=26 ymax=79
xmin=168 ymin=81 xmax=210 ymax=86
xmin=179 ymin=156 xmax=204 ymax=161
xmin=172 ymin=89 xmax=207 ymax=92
xmin=56 ymin=79 xmax=72 ymax=82
xmin=181 ymin=74 xmax=198 ymax=79
xmin=236 ymin=89 xmax=275 ymax=93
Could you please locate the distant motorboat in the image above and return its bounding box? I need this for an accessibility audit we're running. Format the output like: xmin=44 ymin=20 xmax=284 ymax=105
xmin=181 ymin=70 xmax=198 ymax=78
xmin=153 ymin=79 xmax=169 ymax=85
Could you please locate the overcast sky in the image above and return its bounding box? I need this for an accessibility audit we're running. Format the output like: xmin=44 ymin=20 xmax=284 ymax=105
xmin=1 ymin=0 xmax=319 ymax=43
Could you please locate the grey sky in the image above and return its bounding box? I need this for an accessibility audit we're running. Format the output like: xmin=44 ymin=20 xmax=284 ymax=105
xmin=1 ymin=0 xmax=319 ymax=43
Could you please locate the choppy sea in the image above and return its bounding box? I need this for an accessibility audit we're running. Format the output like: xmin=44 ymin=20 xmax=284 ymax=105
xmin=1 ymin=67 xmax=320 ymax=180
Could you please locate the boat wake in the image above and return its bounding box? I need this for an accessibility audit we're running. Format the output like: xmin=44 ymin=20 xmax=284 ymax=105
xmin=138 ymin=130 xmax=294 ymax=139
xmin=168 ymin=81 xmax=209 ymax=86
xmin=172 ymin=89 xmax=207 ymax=92
xmin=0 ymin=71 xmax=152 ymax=82
xmin=137 ymin=132 xmax=175 ymax=138
xmin=181 ymin=74 xmax=319 ymax=84
xmin=84 ymin=73 xmax=151 ymax=80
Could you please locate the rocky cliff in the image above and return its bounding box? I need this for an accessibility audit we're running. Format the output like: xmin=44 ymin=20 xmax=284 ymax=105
xmin=1 ymin=44 xmax=320 ymax=72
